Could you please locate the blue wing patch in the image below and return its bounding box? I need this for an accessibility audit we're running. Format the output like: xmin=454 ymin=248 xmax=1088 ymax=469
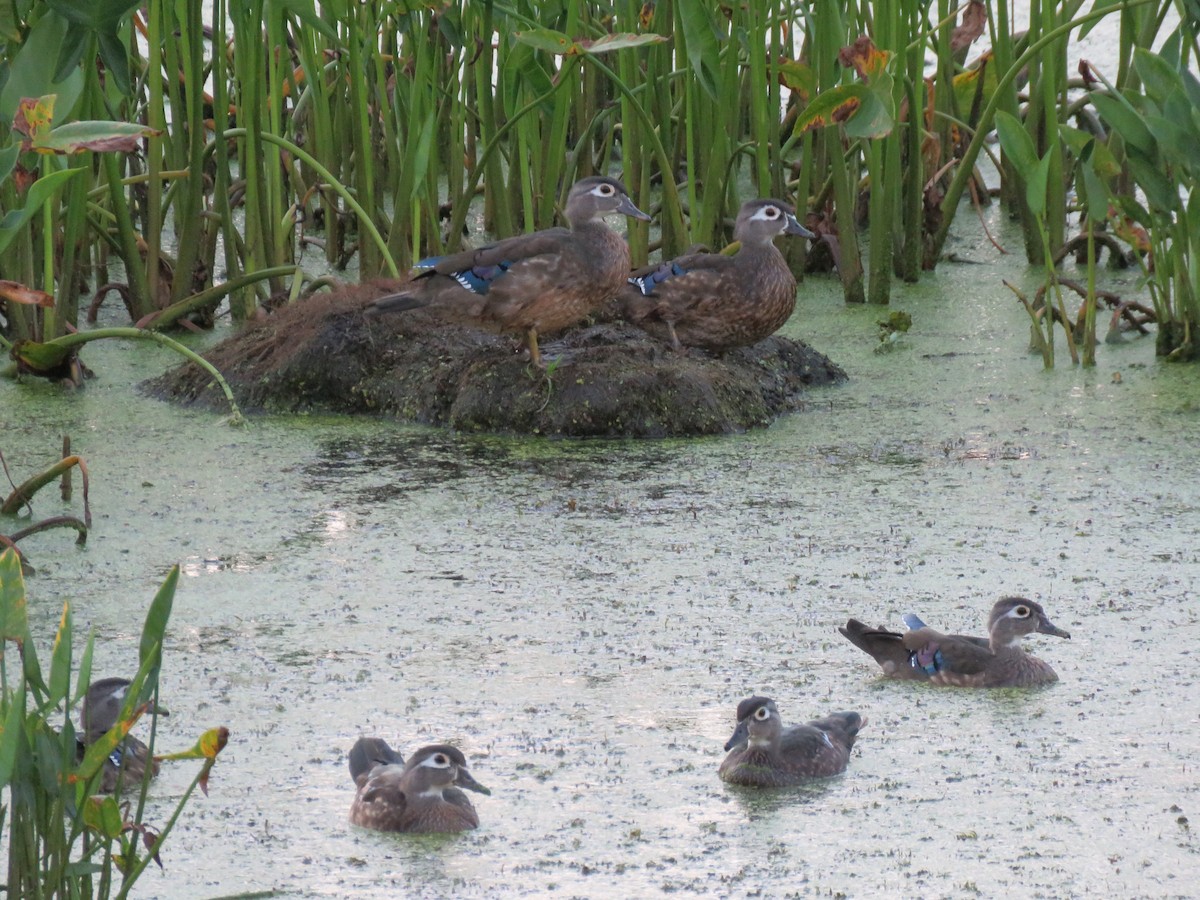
xmin=902 ymin=613 xmax=927 ymax=631
xmin=413 ymin=256 xmax=513 ymax=295
xmin=909 ymin=643 xmax=943 ymax=675
xmin=628 ymin=261 xmax=687 ymax=296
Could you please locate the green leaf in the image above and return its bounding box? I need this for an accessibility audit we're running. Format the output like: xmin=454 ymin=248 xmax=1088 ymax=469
xmin=277 ymin=0 xmax=338 ymax=42
xmin=1145 ymin=113 xmax=1196 ymax=177
xmin=34 ymin=120 xmax=162 ymax=155
xmin=511 ymin=28 xmax=575 ymax=55
xmin=0 ymin=680 xmax=26 ymax=790
xmin=1026 ymin=151 xmax=1053 ymax=218
xmin=48 ymin=603 xmax=73 ymax=709
xmin=139 ymin=565 xmax=178 ymax=671
xmin=579 ymin=33 xmax=669 ymax=53
xmin=795 ymin=84 xmax=888 ymax=136
xmin=1078 ymin=0 xmax=1127 ymax=39
xmin=1090 ymin=92 xmax=1155 ymax=154
xmin=994 ymin=111 xmax=1037 ymax=173
xmin=677 ymin=0 xmax=722 ymax=101
xmin=0 ymin=548 xmax=29 ymax=642
xmin=0 ymin=14 xmax=86 ymax=121
xmin=1126 ymin=149 xmax=1179 ymax=213
xmin=0 ymin=168 xmax=82 ymax=254
xmin=408 ymin=111 xmax=437 ymax=201
xmin=0 ymin=145 xmax=17 ymax=183
xmin=1134 ymin=47 xmax=1184 ymax=108
xmin=82 ymin=794 xmax=125 ymax=838
xmin=1079 ymin=162 xmax=1109 ymax=223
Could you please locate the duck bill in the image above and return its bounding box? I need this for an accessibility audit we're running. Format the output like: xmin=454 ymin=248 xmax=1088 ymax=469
xmin=784 ymin=213 xmax=816 ymax=239
xmin=723 ymin=720 xmax=749 ymax=753
xmin=616 ymin=194 xmax=653 ymax=222
xmin=456 ymin=768 xmax=492 ymax=796
xmin=1037 ymin=615 xmax=1071 ymax=639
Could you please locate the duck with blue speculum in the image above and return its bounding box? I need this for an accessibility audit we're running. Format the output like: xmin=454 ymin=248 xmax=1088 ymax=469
xmin=348 ymin=736 xmax=490 ymax=833
xmin=619 ymin=198 xmax=815 ymax=352
xmin=77 ymin=677 xmax=166 ymax=794
xmin=718 ymin=696 xmax=864 ymax=787
xmin=369 ymin=176 xmax=651 ymax=367
xmin=839 ymin=596 xmax=1071 ymax=687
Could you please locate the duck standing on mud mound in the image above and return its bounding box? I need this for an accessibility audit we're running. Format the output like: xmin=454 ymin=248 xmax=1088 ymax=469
xmin=348 ymin=736 xmax=491 ymax=833
xmin=370 ymin=176 xmax=650 ymax=366
xmin=839 ymin=596 xmax=1071 ymax=687
xmin=78 ymin=677 xmax=166 ymax=794
xmin=619 ymin=198 xmax=814 ymax=352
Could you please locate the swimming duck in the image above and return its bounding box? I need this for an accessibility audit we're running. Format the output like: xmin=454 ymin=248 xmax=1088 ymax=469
xmin=370 ymin=176 xmax=651 ymax=366
xmin=78 ymin=677 xmax=164 ymax=794
xmin=348 ymin=737 xmax=490 ymax=833
xmin=619 ymin=199 xmax=814 ymax=351
xmin=839 ymin=596 xmax=1071 ymax=687
xmin=719 ymin=696 xmax=863 ymax=787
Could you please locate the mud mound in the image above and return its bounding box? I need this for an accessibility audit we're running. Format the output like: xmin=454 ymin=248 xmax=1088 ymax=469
xmin=148 ymin=285 xmax=846 ymax=437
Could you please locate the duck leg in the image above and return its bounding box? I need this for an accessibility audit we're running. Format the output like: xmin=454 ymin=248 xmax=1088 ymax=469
xmin=525 ymin=327 xmax=543 ymax=367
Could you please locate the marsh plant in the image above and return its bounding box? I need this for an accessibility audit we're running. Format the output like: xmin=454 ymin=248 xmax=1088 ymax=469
xmin=0 ymin=549 xmax=229 ymax=897
xmin=0 ymin=0 xmax=1194 ymax=369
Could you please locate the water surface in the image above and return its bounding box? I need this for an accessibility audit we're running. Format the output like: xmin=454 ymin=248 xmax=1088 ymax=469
xmin=3 ymin=212 xmax=1199 ymax=898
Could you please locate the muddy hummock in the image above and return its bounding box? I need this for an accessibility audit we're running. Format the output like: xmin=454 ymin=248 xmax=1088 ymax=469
xmin=148 ymin=284 xmax=845 ymax=437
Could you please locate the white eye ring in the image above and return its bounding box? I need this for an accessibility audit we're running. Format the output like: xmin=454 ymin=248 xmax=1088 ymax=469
xmin=1015 ymin=606 xmax=1030 ymax=617
xmin=433 ymin=754 xmax=449 ymax=766
xmin=765 ymin=206 xmax=780 ymax=217
xmin=598 ymin=183 xmax=614 ymax=195
xmin=755 ymin=706 xmax=770 ymax=720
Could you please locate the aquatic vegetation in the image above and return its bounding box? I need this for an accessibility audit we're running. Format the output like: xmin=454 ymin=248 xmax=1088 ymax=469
xmin=0 ymin=549 xmax=230 ymax=897
xmin=0 ymin=0 xmax=1191 ymax=370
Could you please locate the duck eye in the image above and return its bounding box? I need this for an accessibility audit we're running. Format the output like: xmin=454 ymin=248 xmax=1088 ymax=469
xmin=1014 ymin=605 xmax=1030 ymax=617
xmin=755 ymin=707 xmax=770 ymax=720
xmin=598 ymin=183 xmax=614 ymax=195
xmin=433 ymin=754 xmax=449 ymax=766
xmin=765 ymin=206 xmax=780 ymax=217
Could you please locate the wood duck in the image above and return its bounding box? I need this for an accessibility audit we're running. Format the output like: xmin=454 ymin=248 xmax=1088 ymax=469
xmin=370 ymin=177 xmax=651 ymax=366
xmin=718 ymin=696 xmax=863 ymax=787
xmin=78 ymin=677 xmax=164 ymax=794
xmin=348 ymin=737 xmax=490 ymax=833
xmin=839 ymin=596 xmax=1071 ymax=687
xmin=619 ymin=199 xmax=815 ymax=351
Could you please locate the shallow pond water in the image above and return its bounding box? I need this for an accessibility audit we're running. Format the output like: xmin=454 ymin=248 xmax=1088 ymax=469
xmin=3 ymin=211 xmax=1200 ymax=899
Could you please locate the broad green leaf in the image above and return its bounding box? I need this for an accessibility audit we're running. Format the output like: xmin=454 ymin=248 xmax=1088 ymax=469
xmin=278 ymin=0 xmax=338 ymax=42
xmin=1080 ymin=162 xmax=1109 ymax=223
xmin=1127 ymin=149 xmax=1179 ymax=213
xmin=1090 ymin=93 xmax=1155 ymax=154
xmin=0 ymin=548 xmax=29 ymax=642
xmin=0 ymin=14 xmax=84 ymax=121
xmin=0 ymin=145 xmax=18 ymax=183
xmin=1134 ymin=47 xmax=1184 ymax=107
xmin=778 ymin=60 xmax=816 ymax=103
xmin=677 ymin=0 xmax=722 ymax=101
xmin=139 ymin=565 xmax=178 ymax=671
xmin=1026 ymin=151 xmax=1053 ymax=218
xmin=82 ymin=794 xmax=125 ymax=838
xmin=48 ymin=602 xmax=73 ymax=709
xmin=0 ymin=681 xmax=26 ymax=790
xmin=73 ymin=629 xmax=95 ymax=706
xmin=75 ymin=705 xmax=146 ymax=783
xmin=1145 ymin=114 xmax=1196 ymax=176
xmin=511 ymin=28 xmax=574 ymax=55
xmin=994 ymin=111 xmax=1037 ymax=173
xmin=28 ymin=120 xmax=162 ymax=155
xmin=579 ymin=33 xmax=669 ymax=54
xmin=795 ymin=84 xmax=889 ymax=136
xmin=0 ymin=168 xmax=83 ymax=254
xmin=1059 ymin=125 xmax=1122 ymax=179
xmin=408 ymin=111 xmax=437 ymax=201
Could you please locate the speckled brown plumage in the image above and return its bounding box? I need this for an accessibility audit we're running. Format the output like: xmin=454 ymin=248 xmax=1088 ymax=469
xmin=370 ymin=177 xmax=649 ymax=365
xmin=718 ymin=697 xmax=862 ymax=787
xmin=840 ymin=596 xmax=1071 ymax=687
xmin=348 ymin=739 xmax=490 ymax=834
xmin=620 ymin=199 xmax=813 ymax=352
xmin=78 ymin=677 xmax=162 ymax=794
